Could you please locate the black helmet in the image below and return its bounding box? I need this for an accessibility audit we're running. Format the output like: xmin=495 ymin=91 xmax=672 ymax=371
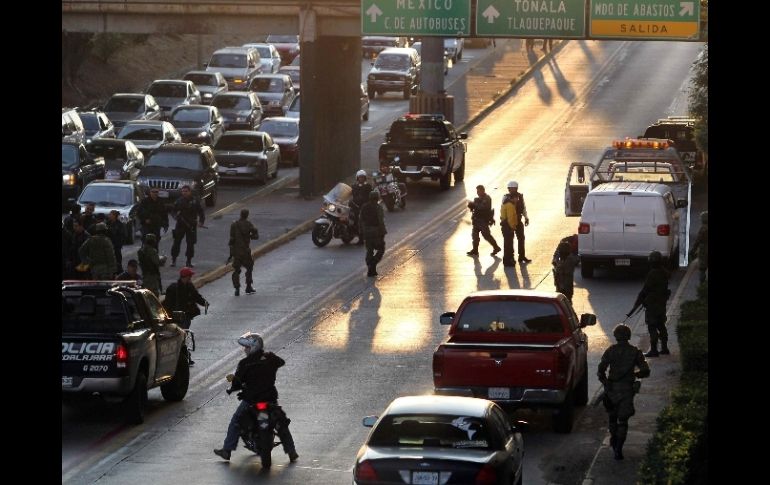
xmin=144 ymin=233 xmax=157 ymax=245
xmin=369 ymin=190 xmax=380 ymax=201
xmin=613 ymin=324 xmax=631 ymax=341
xmin=237 ymin=332 xmax=263 ymax=355
xmin=648 ymin=250 xmax=662 ymax=264
xmin=557 ymin=241 xmax=571 ymax=257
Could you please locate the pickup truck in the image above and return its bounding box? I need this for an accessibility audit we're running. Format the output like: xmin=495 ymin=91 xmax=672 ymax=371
xmin=379 ymin=113 xmax=467 ymax=190
xmin=62 ymin=280 xmax=190 ymax=424
xmin=432 ymin=290 xmax=597 ymax=433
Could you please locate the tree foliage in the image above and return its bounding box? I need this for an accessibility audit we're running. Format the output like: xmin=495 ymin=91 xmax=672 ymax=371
xmin=688 ymin=44 xmax=708 ymax=154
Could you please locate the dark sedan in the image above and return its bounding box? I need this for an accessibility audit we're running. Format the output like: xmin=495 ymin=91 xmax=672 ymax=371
xmin=169 ymin=105 xmax=224 ymax=146
xmin=259 ymin=117 xmax=299 ymax=166
xmin=354 ymin=395 xmax=525 ymax=485
xmin=103 ymin=93 xmax=162 ymax=131
xmin=85 ymin=138 xmax=145 ymax=182
xmin=212 ymin=92 xmax=263 ymax=131
xmin=213 ymin=131 xmax=280 ymax=184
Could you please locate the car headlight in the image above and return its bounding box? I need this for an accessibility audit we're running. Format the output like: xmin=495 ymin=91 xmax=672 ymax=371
xmin=234 ymin=79 xmax=245 ymax=84
xmin=203 ymin=93 xmax=213 ymax=99
xmin=62 ymin=174 xmax=76 ymax=185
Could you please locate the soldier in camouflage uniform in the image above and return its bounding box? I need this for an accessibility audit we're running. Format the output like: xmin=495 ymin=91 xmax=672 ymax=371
xmin=466 ymin=185 xmax=501 ymax=257
xmin=598 ymin=324 xmax=650 ymax=461
xmin=78 ymin=223 xmax=117 ymax=280
xmin=138 ymin=233 xmax=165 ymax=296
xmin=229 ymin=209 xmax=259 ymax=296
xmin=552 ymin=241 xmax=580 ymax=301
xmin=690 ymin=211 xmax=708 ymax=284
xmin=628 ymin=251 xmax=671 ymax=357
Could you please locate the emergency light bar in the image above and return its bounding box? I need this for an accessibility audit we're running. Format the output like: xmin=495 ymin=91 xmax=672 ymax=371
xmin=613 ymin=138 xmax=672 ymax=150
xmin=62 ymin=280 xmax=139 ymax=288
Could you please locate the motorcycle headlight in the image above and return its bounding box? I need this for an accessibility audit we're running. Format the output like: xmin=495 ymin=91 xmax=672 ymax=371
xmin=62 ymin=174 xmax=76 ymax=185
xmin=327 ymin=204 xmax=336 ymax=212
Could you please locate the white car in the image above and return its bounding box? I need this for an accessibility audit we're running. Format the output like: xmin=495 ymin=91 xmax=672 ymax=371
xmin=243 ymin=43 xmax=282 ymax=74
xmin=76 ymin=180 xmax=145 ymax=244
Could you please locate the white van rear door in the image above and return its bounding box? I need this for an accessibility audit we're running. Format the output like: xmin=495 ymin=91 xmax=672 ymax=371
xmin=587 ymin=194 xmax=624 ymax=254
xmin=623 ymin=195 xmax=661 ymax=257
xmin=564 ymin=162 xmax=595 ymax=216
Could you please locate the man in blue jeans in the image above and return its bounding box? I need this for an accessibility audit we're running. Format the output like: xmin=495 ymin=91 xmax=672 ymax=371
xmin=214 ymin=332 xmax=298 ymax=466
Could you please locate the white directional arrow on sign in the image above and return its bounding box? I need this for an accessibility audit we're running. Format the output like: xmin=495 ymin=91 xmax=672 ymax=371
xmin=482 ymin=5 xmax=500 ymax=23
xmin=366 ymin=3 xmax=383 ymax=22
xmin=679 ymin=1 xmax=694 ymax=16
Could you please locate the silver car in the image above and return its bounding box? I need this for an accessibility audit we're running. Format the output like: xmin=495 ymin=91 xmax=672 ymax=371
xmin=117 ymin=120 xmax=181 ymax=159
xmin=183 ymin=71 xmax=228 ymax=105
xmin=145 ymin=80 xmax=202 ymax=119
xmin=213 ymin=131 xmax=280 ymax=184
xmin=243 ymin=43 xmax=282 ymax=74
xmin=103 ymin=93 xmax=162 ymax=130
xmin=76 ymin=179 xmax=145 ymax=244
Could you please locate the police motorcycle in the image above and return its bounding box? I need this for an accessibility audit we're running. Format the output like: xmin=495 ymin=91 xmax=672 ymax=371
xmin=372 ymin=164 xmax=407 ymax=212
xmin=311 ymin=182 xmax=359 ymax=247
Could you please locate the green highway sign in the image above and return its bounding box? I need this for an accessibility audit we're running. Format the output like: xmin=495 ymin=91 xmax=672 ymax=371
xmin=589 ymin=0 xmax=700 ymax=39
xmin=476 ymin=0 xmax=586 ymax=38
xmin=361 ymin=0 xmax=471 ymax=36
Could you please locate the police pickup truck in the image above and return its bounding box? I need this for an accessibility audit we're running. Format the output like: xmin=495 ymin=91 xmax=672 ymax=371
xmin=379 ymin=113 xmax=467 ymax=190
xmin=62 ymin=281 xmax=190 ymax=424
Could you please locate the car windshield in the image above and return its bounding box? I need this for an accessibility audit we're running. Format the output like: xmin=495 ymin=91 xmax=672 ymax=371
xmin=260 ymin=120 xmax=298 ymax=137
xmin=209 ymin=53 xmax=246 ymax=68
xmin=80 ymin=114 xmax=100 ymax=131
xmin=215 ymin=135 xmax=264 ymax=151
xmin=147 ymin=151 xmax=202 ymax=170
xmin=184 ymin=73 xmax=216 ymax=86
xmin=255 ymin=47 xmax=270 ymax=58
xmin=62 ymin=293 xmax=133 ymax=333
xmin=119 ymin=126 xmax=163 ymax=141
xmin=368 ymin=414 xmax=495 ymax=450
xmin=79 ymin=185 xmax=133 ymax=207
xmin=62 ymin=145 xmax=79 ymax=169
xmin=172 ymin=108 xmax=209 ymax=124
xmin=455 ymin=300 xmax=563 ymax=333
xmin=148 ymin=83 xmax=187 ymax=98
xmin=105 ymin=97 xmax=144 ymax=113
xmin=213 ymin=96 xmax=252 ymax=110
xmin=375 ymin=54 xmax=408 ymax=70
xmin=87 ymin=143 xmax=127 ymax=161
xmin=390 ymin=120 xmax=447 ymax=144
xmin=267 ymin=35 xmax=297 ymax=43
xmin=251 ymin=78 xmax=284 ymax=93
xmin=290 ymin=55 xmax=301 ymax=66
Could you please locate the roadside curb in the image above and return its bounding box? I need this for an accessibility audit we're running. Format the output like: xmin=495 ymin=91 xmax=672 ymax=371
xmin=208 ymin=173 xmax=299 ymax=220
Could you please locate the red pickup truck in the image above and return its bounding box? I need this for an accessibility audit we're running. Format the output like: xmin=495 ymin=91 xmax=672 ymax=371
xmin=432 ymin=290 xmax=597 ymax=433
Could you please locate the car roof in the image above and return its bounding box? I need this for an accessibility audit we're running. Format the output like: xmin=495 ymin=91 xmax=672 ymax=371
xmin=214 ymin=91 xmax=251 ymax=98
xmin=214 ymin=47 xmax=253 ymax=54
xmin=221 ymin=130 xmax=264 ymax=136
xmin=464 ymin=289 xmax=564 ymax=299
xmin=150 ymin=79 xmax=191 ymax=85
xmin=86 ymin=179 xmax=137 ymax=187
xmin=254 ymin=73 xmax=288 ymax=79
xmin=124 ymin=120 xmax=165 ymax=127
xmin=156 ymin=142 xmax=206 ymax=152
xmin=110 ymin=93 xmax=147 ymax=99
xmin=385 ymin=396 xmax=491 ymax=418
xmin=172 ymin=104 xmax=210 ymax=111
xmin=590 ymin=182 xmax=672 ymax=196
xmin=261 ymin=116 xmax=298 ymax=123
xmin=185 ymin=70 xmax=216 ymax=76
xmin=379 ymin=47 xmax=416 ymax=55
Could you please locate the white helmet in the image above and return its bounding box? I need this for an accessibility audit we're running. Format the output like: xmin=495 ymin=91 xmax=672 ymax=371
xmin=356 ymin=169 xmax=367 ymax=178
xmin=507 ymin=180 xmax=518 ymax=189
xmin=237 ymin=332 xmax=263 ymax=355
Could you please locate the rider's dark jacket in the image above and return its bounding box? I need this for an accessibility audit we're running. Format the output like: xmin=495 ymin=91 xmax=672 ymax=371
xmin=229 ymin=351 xmax=284 ymax=403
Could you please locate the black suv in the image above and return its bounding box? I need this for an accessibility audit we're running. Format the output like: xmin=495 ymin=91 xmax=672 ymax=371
xmin=62 ymin=141 xmax=105 ymax=204
xmin=379 ymin=114 xmax=467 ymax=190
xmin=367 ymin=47 xmax=420 ymax=100
xmin=642 ymin=116 xmax=706 ymax=176
xmin=137 ymin=143 xmax=220 ymax=207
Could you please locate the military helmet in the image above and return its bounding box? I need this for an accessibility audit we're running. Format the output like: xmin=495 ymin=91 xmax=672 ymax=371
xmin=648 ymin=250 xmax=662 ymax=264
xmin=237 ymin=331 xmax=264 ymax=355
xmin=613 ymin=324 xmax=632 ymax=341
xmin=144 ymin=233 xmax=157 ymax=244
xmin=93 ymin=222 xmax=108 ymax=234
xmin=507 ymin=180 xmax=518 ymax=189
xmin=369 ymin=190 xmax=380 ymax=201
xmin=700 ymin=211 xmax=708 ymax=224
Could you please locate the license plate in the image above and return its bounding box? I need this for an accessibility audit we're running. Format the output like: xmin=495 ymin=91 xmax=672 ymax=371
xmin=411 ymin=472 xmax=439 ymax=485
xmin=106 ymin=170 xmax=121 ymax=180
xmin=615 ymin=258 xmax=631 ymax=266
xmin=157 ymin=190 xmax=169 ymax=198
xmin=62 ymin=376 xmax=73 ymax=387
xmin=406 ymin=166 xmax=418 ymax=172
xmin=488 ymin=387 xmax=510 ymax=399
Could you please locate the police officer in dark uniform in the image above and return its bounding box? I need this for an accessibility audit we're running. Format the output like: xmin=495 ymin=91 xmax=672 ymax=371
xmin=214 ymin=332 xmax=298 ymax=466
xmin=360 ymin=191 xmax=387 ymax=277
xmin=552 ymin=241 xmax=580 ymax=301
xmin=230 ymin=209 xmax=259 ymax=296
xmin=467 ymin=185 xmax=501 ymax=257
xmin=598 ymin=324 xmax=650 ymax=460
xmin=137 ymin=188 xmax=169 ymax=241
xmin=351 ymin=170 xmax=373 ymax=245
xmin=170 ymin=185 xmax=205 ymax=267
xmin=628 ymin=251 xmax=671 ymax=357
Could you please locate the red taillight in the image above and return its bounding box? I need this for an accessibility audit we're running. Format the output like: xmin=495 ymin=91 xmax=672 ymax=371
xmin=355 ymin=460 xmax=378 ymax=482
xmin=657 ymin=224 xmax=670 ymax=236
xmin=555 ymin=349 xmax=569 ymax=385
xmin=475 ymin=464 xmax=498 ymax=485
xmin=255 ymin=402 xmax=269 ymax=411
xmin=433 ymin=349 xmax=445 ymax=380
xmin=116 ymin=344 xmax=128 ymax=368
xmin=578 ymin=222 xmax=590 ymax=234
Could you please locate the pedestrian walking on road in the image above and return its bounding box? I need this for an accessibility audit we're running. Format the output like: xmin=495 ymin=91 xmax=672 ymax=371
xmin=506 ymin=181 xmax=532 ymax=263
xmin=230 ymin=209 xmax=259 ymax=296
xmin=138 ymin=233 xmax=165 ymax=296
xmin=628 ymin=251 xmax=671 ymax=357
xmin=170 ymin=185 xmax=205 ymax=268
xmin=78 ymin=222 xmax=117 ymax=280
xmin=352 ymin=170 xmax=373 ymax=245
xmin=360 ymin=191 xmax=387 ymax=277
xmin=690 ymin=211 xmax=708 ymax=284
xmin=467 ymin=185 xmax=501 ymax=257
xmin=137 ymin=188 xmax=169 ymax=242
xmin=500 ymin=182 xmax=519 ymax=267
xmin=598 ymin=324 xmax=650 ymax=461
xmin=552 ymin=241 xmax=579 ymax=301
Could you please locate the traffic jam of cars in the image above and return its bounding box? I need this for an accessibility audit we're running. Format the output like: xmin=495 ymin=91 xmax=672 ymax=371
xmin=63 ymin=31 xmax=705 ymax=485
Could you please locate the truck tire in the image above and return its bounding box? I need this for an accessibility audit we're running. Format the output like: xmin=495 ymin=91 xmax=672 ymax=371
xmin=581 ymin=261 xmax=594 ymax=279
xmin=161 ymin=348 xmax=190 ymax=402
xmin=125 ymin=372 xmax=148 ymax=425
xmin=439 ymin=171 xmax=452 ymax=190
xmin=553 ymin=390 xmax=575 ymax=433
xmin=575 ymin=366 xmax=589 ymax=406
xmin=454 ymin=159 xmax=465 ymax=182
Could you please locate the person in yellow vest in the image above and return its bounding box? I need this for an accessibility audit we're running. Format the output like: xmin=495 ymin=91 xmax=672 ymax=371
xmin=500 ymin=181 xmax=519 ymax=267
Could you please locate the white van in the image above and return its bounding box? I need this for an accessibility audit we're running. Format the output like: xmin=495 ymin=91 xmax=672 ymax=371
xmin=577 ymin=182 xmax=687 ymax=278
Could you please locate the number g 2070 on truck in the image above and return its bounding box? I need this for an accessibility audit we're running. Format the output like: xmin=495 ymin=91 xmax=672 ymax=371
xmin=432 ymin=290 xmax=597 ymax=433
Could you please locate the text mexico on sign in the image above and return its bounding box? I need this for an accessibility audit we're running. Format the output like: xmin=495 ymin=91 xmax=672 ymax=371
xmin=362 ymin=0 xmax=472 ymax=36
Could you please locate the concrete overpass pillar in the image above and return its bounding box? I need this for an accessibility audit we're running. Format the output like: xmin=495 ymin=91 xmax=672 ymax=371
xmin=299 ymin=36 xmax=361 ymax=196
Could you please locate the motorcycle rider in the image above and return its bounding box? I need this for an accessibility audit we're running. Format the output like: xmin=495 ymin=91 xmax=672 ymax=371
xmin=351 ymin=170 xmax=372 ymax=245
xmin=214 ymin=332 xmax=299 ymax=465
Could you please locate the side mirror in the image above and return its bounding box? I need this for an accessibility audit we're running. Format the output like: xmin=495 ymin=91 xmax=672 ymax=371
xmin=676 ymin=199 xmax=688 ymax=209
xmin=362 ymin=416 xmax=378 ymax=427
xmin=439 ymin=312 xmax=455 ymax=325
xmin=459 ymin=133 xmax=468 ymax=140
xmin=579 ymin=313 xmax=597 ymax=327
xmin=171 ymin=311 xmax=187 ymax=323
